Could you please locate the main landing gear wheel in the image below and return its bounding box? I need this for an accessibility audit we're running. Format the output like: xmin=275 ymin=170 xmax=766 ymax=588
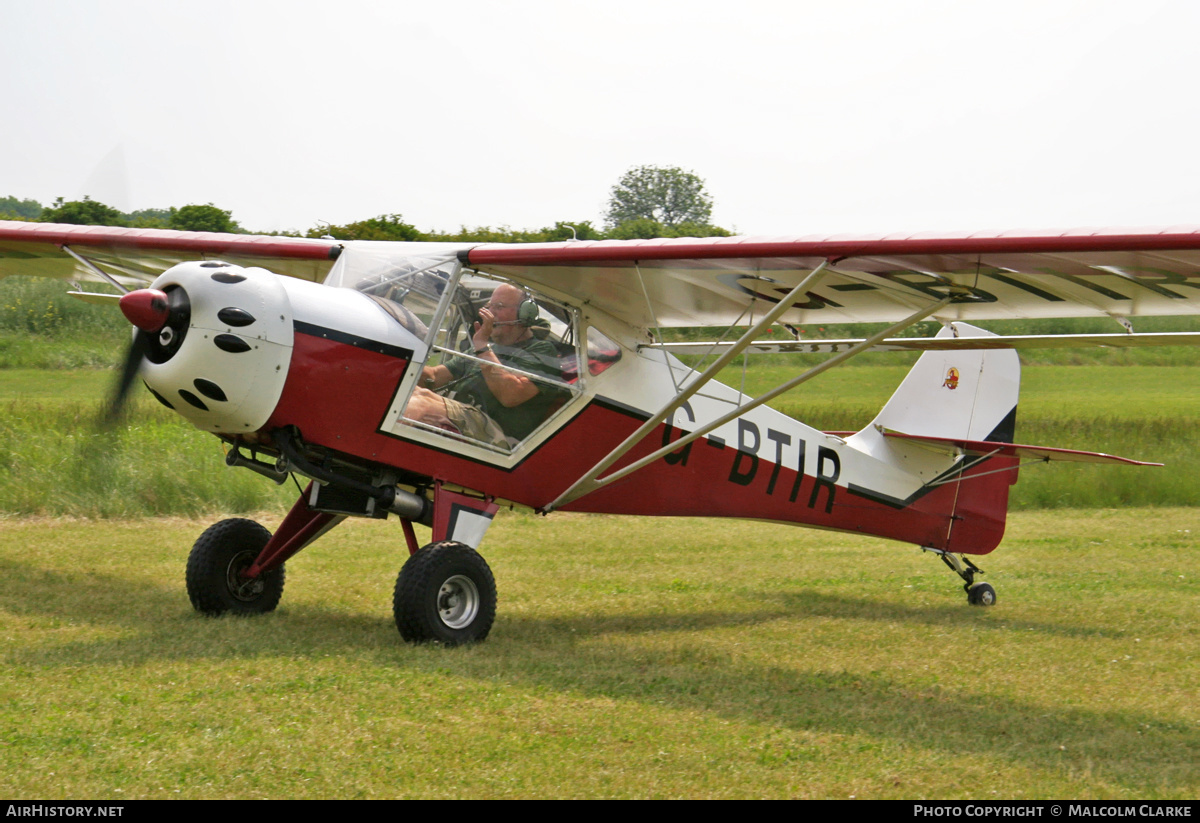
xmin=967 ymin=582 xmax=997 ymax=607
xmin=393 ymin=541 xmax=496 ymax=645
xmin=186 ymin=518 xmax=285 ymax=616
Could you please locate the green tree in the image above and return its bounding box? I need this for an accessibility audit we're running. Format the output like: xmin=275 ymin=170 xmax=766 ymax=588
xmin=605 ymin=217 xmax=732 ymax=241
xmin=422 ymin=220 xmax=605 ymax=244
xmin=169 ymin=204 xmax=241 ymax=233
xmin=0 ymin=196 xmax=44 ymax=221
xmin=605 ymin=217 xmax=667 ymax=240
xmin=126 ymin=207 xmax=172 ymax=228
xmin=544 ymin=221 xmax=604 ymax=241
xmin=421 ymin=225 xmax=528 ymax=243
xmin=605 ymin=165 xmax=714 ymax=229
xmin=39 ymin=196 xmax=125 ymax=226
xmin=667 ymin=221 xmax=731 ymax=238
xmin=307 ymin=214 xmax=422 ymax=241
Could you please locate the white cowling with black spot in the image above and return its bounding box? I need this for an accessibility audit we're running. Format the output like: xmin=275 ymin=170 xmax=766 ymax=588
xmin=141 ymin=261 xmax=294 ymax=433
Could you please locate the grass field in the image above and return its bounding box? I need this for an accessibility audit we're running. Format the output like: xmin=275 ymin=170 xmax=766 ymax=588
xmin=0 ymin=508 xmax=1195 ymax=799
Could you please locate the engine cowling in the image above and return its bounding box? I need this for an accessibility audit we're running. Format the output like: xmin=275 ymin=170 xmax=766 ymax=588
xmin=138 ymin=261 xmax=293 ymax=434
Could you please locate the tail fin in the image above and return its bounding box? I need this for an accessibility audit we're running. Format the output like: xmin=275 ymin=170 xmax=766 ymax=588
xmin=868 ymin=322 xmax=1020 ymax=554
xmin=871 ymin=323 xmax=1018 ymax=444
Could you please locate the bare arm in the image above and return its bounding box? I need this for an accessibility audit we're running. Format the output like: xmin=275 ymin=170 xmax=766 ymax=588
xmin=471 ymin=308 xmax=539 ymax=408
xmin=477 ymin=351 xmax=540 ymax=407
xmin=420 ymin=364 xmax=453 ymax=390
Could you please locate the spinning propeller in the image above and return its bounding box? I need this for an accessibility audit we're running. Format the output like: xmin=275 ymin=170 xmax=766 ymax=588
xmin=106 ymin=286 xmax=190 ymax=422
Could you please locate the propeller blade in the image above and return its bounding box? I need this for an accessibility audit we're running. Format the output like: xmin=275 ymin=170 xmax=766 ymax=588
xmin=104 ymin=329 xmax=149 ymax=425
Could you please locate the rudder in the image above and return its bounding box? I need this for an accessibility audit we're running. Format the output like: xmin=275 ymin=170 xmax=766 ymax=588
xmin=871 ymin=323 xmax=1019 ymax=444
xmin=870 ymin=323 xmax=1020 ymax=554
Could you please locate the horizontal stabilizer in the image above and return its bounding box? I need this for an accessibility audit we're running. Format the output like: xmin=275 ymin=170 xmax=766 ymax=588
xmin=650 ymin=332 xmax=1200 ymax=356
xmin=882 ymin=431 xmax=1163 ymax=466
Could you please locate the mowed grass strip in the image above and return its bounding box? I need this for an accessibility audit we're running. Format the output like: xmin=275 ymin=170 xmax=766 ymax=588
xmin=0 ymin=509 xmax=1195 ymax=799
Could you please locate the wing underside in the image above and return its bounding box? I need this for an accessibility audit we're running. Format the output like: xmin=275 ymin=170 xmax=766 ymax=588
xmin=464 ymin=230 xmax=1200 ymax=328
xmin=0 ymin=221 xmax=340 ymax=288
xmin=651 ymin=331 xmax=1200 ymax=355
xmin=5 ymin=221 xmax=1200 ymax=332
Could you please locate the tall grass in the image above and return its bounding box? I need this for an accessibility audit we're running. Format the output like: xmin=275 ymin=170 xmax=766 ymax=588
xmin=1005 ymin=417 xmax=1197 ymax=508
xmin=0 ymin=277 xmax=126 ymax=369
xmin=0 ymin=277 xmax=119 ymax=336
xmin=0 ymin=400 xmax=295 ymax=517
xmin=0 ymin=276 xmax=1196 ymax=514
xmin=0 ymin=388 xmax=1193 ymax=516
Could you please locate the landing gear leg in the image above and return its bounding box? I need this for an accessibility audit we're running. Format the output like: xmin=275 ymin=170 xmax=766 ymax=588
xmin=924 ymin=547 xmax=997 ymax=607
xmin=186 ymin=483 xmax=343 ymax=616
xmin=389 ymin=483 xmax=501 ymax=644
xmin=187 ymin=518 xmax=284 ymax=615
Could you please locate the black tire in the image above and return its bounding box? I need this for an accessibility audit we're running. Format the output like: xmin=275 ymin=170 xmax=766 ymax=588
xmin=393 ymin=541 xmax=496 ymax=645
xmin=186 ymin=518 xmax=285 ymax=616
xmin=967 ymin=581 xmax=997 ymax=607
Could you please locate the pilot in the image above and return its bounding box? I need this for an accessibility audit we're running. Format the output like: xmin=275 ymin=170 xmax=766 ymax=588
xmin=404 ymin=283 xmax=564 ymax=449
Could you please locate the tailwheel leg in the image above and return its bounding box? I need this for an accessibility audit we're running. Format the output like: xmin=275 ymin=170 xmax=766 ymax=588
xmin=924 ymin=547 xmax=997 ymax=607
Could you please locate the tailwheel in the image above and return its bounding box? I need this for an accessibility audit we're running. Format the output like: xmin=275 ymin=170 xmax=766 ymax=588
xmin=393 ymin=541 xmax=496 ymax=645
xmin=967 ymin=582 xmax=997 ymax=607
xmin=186 ymin=518 xmax=285 ymax=616
xmin=924 ymin=546 xmax=997 ymax=607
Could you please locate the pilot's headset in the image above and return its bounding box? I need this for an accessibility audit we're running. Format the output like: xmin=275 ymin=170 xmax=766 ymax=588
xmin=515 ymin=292 xmax=539 ymax=327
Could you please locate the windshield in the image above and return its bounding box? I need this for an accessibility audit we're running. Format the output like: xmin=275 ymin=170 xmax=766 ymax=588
xmin=323 ymin=242 xmax=473 ymax=340
xmin=393 ymin=270 xmax=585 ymax=454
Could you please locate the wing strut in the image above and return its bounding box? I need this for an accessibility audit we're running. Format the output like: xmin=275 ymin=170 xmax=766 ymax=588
xmin=542 ymin=260 xmax=832 ymax=511
xmin=60 ymin=245 xmax=131 ymax=295
xmin=543 ymin=263 xmax=952 ymax=512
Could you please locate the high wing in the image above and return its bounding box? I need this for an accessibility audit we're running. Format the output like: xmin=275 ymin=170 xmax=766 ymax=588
xmin=0 ymin=221 xmax=340 ymax=289
xmin=463 ymin=228 xmax=1200 ymax=329
xmin=6 ymin=220 xmax=1200 ymax=330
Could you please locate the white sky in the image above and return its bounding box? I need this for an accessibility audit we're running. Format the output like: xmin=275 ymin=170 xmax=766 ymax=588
xmin=2 ymin=0 xmax=1198 ymax=237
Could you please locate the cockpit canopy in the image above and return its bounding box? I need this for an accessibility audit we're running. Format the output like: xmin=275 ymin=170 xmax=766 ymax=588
xmin=325 ymin=243 xmax=620 ymax=456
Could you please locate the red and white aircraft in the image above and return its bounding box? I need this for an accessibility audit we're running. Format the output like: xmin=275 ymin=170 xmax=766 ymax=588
xmin=3 ymin=220 xmax=1197 ymax=643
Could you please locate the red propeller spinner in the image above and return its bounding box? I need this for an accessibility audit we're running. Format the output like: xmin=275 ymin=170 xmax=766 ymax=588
xmin=118 ymin=288 xmax=170 ymax=333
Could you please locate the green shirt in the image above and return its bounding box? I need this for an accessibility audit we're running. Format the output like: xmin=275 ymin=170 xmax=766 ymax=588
xmin=446 ymin=337 xmax=567 ymax=442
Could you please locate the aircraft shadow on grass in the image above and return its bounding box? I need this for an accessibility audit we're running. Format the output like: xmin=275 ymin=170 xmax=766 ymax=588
xmin=1 ymin=555 xmax=1190 ymax=794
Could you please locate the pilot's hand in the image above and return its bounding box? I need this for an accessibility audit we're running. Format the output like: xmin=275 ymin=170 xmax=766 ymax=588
xmin=472 ymin=307 xmax=495 ymax=351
